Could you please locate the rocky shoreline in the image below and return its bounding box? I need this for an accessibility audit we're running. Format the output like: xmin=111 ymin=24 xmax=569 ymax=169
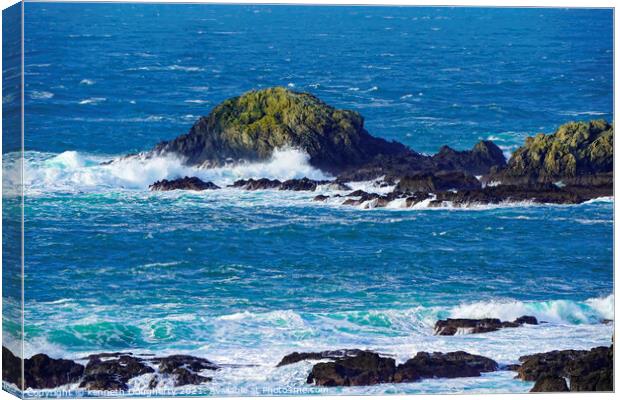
xmin=3 ymin=315 xmax=613 ymax=393
xmin=122 ymin=88 xmax=612 ymax=208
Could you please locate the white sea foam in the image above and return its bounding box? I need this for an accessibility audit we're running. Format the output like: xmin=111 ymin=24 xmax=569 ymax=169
xmin=18 ymin=148 xmax=330 ymax=194
xmin=80 ymin=79 xmax=95 ymax=85
xmin=79 ymin=97 xmax=106 ymax=105
xmin=30 ymin=90 xmax=54 ymax=99
xmin=449 ymin=294 xmax=614 ymax=324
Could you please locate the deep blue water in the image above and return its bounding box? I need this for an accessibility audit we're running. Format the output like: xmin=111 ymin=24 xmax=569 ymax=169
xmin=5 ymin=3 xmax=615 ymax=395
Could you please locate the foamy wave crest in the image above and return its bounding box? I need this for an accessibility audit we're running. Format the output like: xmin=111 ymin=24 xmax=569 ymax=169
xmin=449 ymin=294 xmax=613 ymax=324
xmin=19 ymin=148 xmax=330 ymax=194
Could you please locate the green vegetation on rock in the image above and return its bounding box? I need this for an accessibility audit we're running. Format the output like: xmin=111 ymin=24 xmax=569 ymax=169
xmin=493 ymin=120 xmax=613 ymax=185
xmin=153 ymin=87 xmax=408 ymax=174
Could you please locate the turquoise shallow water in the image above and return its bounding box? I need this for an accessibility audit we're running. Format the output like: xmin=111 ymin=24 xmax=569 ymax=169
xmin=2 ymin=3 xmax=614 ymax=395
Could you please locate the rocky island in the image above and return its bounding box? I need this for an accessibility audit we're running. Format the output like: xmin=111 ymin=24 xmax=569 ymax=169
xmin=124 ymin=87 xmax=611 ymax=209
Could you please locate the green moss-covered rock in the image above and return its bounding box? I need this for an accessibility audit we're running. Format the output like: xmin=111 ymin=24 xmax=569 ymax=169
xmin=492 ymin=120 xmax=613 ymax=185
xmin=152 ymin=87 xmax=408 ymax=174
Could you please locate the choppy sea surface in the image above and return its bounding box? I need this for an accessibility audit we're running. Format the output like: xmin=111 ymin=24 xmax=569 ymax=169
xmin=3 ymin=3 xmax=614 ymax=395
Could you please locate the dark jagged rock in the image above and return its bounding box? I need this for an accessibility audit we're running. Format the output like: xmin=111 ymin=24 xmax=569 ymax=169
xmin=430 ymin=183 xmax=612 ymax=206
xmin=304 ymin=350 xmax=499 ymax=387
xmin=80 ymin=355 xmax=154 ymax=390
xmin=80 ymin=374 xmax=128 ymax=391
xmin=336 ymin=152 xmax=434 ymax=182
xmin=1 ymin=347 xmax=222 ymax=391
xmin=489 ymin=120 xmax=613 ymax=186
xmin=313 ymin=195 xmax=329 ymax=202
xmin=338 ymin=181 xmax=612 ymax=209
xmin=229 ymin=178 xmax=282 ymax=190
xmin=306 ymin=351 xmax=396 ymax=386
xmin=24 ymin=354 xmax=85 ymax=390
xmin=2 ymin=346 xmax=22 ymax=388
xmin=530 ymin=375 xmax=569 ymax=392
xmin=229 ymin=178 xmax=345 ymax=192
xmin=148 ymin=355 xmax=217 ymax=388
xmin=516 ymin=346 xmax=613 ymax=392
xmin=434 ymin=316 xmax=538 ymax=336
xmin=280 ymin=178 xmax=328 ymax=191
xmin=277 ymin=349 xmax=365 ymax=367
xmin=346 ymin=190 xmax=370 ymax=197
xmin=337 ymin=140 xmax=506 ymax=183
xmin=149 ymin=177 xmax=220 ymax=191
xmin=342 ymin=198 xmax=364 ymax=206
xmin=431 ymin=140 xmax=506 ymax=176
xmin=396 ymin=171 xmax=481 ymax=193
xmin=514 ymin=316 xmax=538 ymax=325
xmin=153 ymin=354 xmax=219 ymax=373
xmin=1 ymin=347 xmax=84 ymax=390
xmin=517 ymin=349 xmax=589 ymax=381
xmin=393 ymin=351 xmax=498 ymax=383
xmin=149 ymin=87 xmax=408 ymax=175
xmin=565 ymin=346 xmax=613 ymax=391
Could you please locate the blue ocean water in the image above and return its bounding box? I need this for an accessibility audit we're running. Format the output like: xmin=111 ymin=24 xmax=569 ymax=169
xmin=5 ymin=3 xmax=615 ymax=395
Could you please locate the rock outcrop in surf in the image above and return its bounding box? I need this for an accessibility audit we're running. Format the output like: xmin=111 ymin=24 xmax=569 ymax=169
xmin=434 ymin=316 xmax=538 ymax=335
xmin=302 ymin=350 xmax=498 ymax=386
xmin=148 ymin=87 xmax=409 ymax=175
xmin=514 ymin=345 xmax=613 ymax=392
xmin=138 ymin=88 xmax=612 ymax=206
xmin=488 ymin=120 xmax=613 ymax=186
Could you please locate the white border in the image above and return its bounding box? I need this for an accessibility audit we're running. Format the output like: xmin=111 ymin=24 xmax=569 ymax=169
xmin=0 ymin=1 xmax=616 ymax=400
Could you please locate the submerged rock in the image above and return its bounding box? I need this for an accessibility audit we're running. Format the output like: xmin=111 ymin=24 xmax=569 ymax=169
xmin=149 ymin=87 xmax=408 ymax=175
xmin=434 ymin=315 xmax=538 ymax=335
xmin=393 ymin=351 xmax=498 ymax=383
xmin=489 ymin=120 xmax=613 ymax=186
xmin=149 ymin=177 xmax=220 ymax=191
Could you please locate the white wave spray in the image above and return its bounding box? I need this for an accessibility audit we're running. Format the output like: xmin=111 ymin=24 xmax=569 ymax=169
xmin=13 ymin=148 xmax=331 ymax=194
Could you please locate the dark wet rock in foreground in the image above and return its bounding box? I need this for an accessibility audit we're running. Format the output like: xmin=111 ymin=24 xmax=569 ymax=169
xmin=149 ymin=176 xmax=220 ymax=191
xmin=434 ymin=315 xmax=538 ymax=335
xmin=515 ymin=345 xmax=613 ymax=392
xmin=2 ymin=347 xmax=84 ymax=390
xmin=393 ymin=351 xmax=498 ymax=383
xmin=530 ymin=375 xmax=569 ymax=392
xmin=80 ymin=354 xmax=154 ymax=390
xmin=306 ymin=351 xmax=396 ymax=386
xmin=1 ymin=347 xmax=219 ymax=390
xmin=305 ymin=350 xmax=498 ymax=387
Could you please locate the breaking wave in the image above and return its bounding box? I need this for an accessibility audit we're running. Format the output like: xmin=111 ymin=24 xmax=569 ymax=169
xmin=9 ymin=148 xmax=330 ymax=195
